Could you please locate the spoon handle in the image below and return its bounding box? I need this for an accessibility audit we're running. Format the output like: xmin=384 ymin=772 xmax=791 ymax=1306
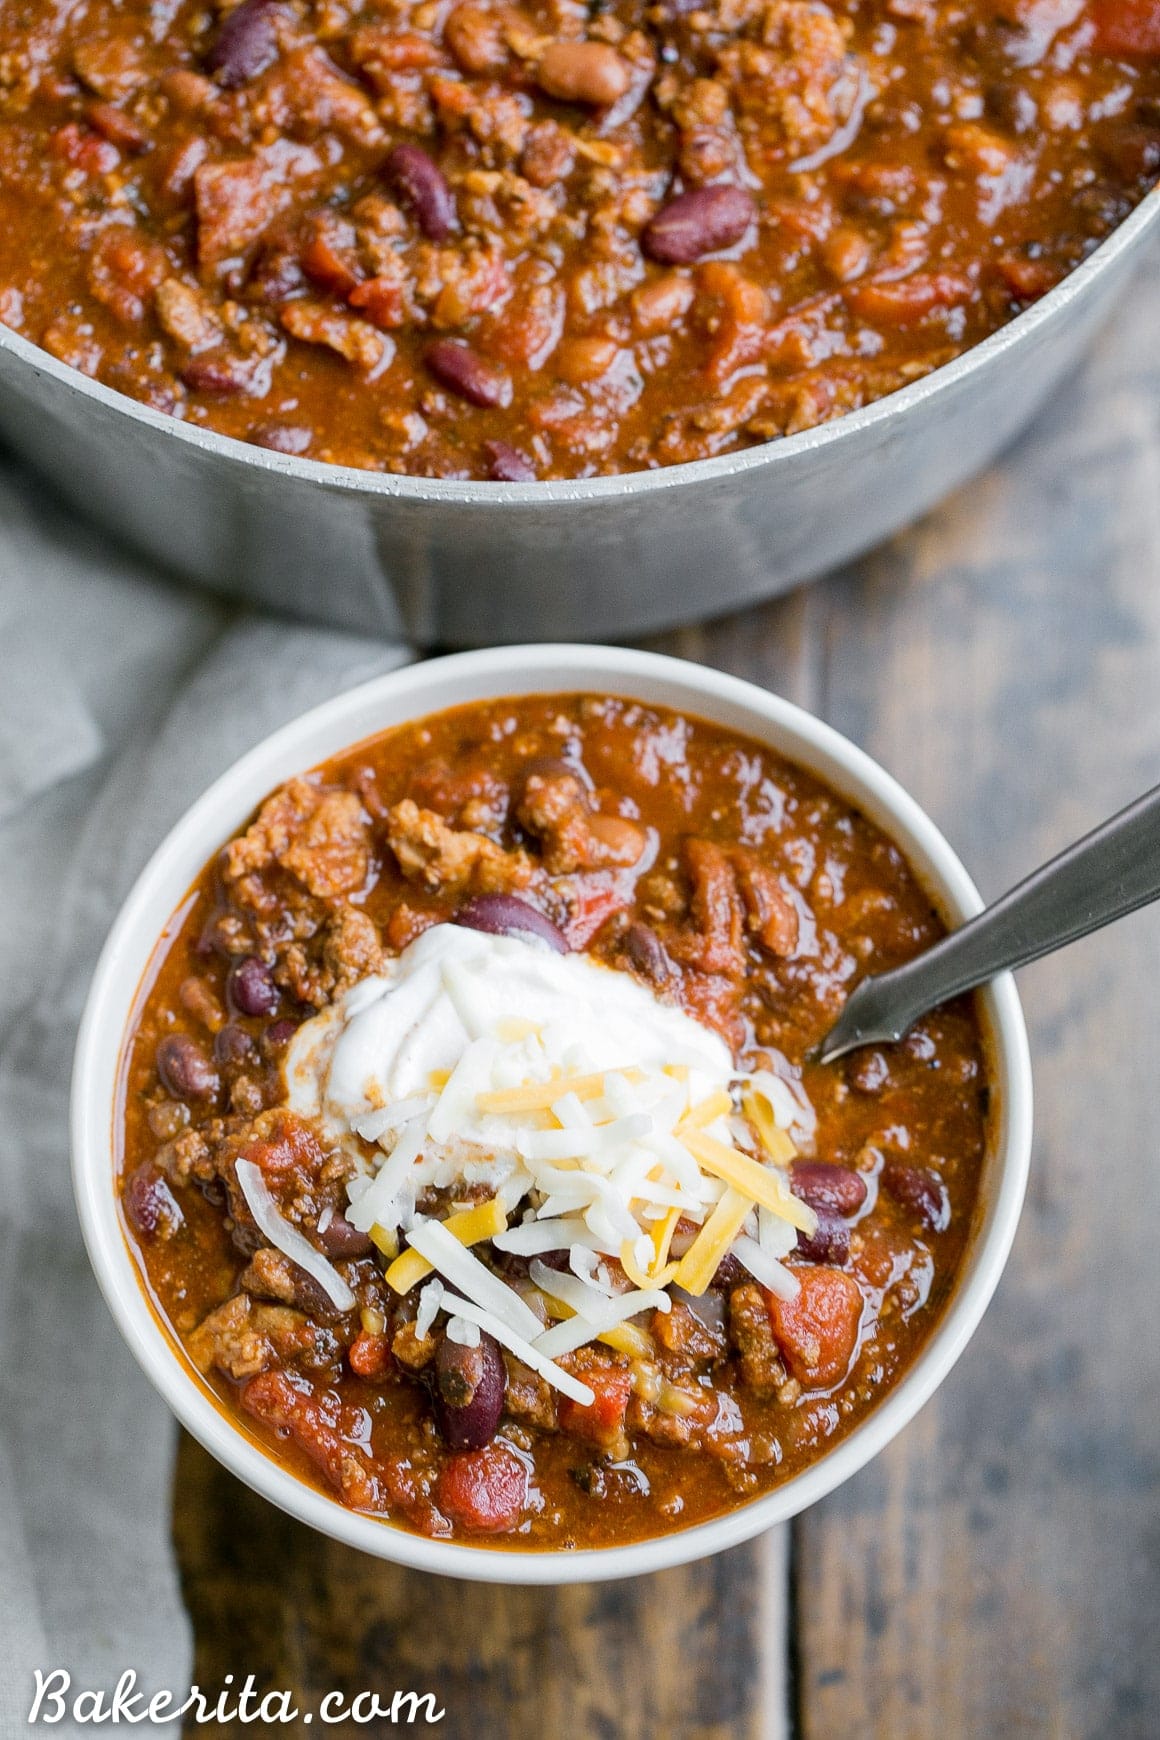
xmin=817 ymin=780 xmax=1160 ymax=1063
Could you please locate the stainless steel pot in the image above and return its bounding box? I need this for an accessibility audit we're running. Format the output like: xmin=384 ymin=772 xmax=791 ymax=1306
xmin=1 ymin=190 xmax=1156 ymax=646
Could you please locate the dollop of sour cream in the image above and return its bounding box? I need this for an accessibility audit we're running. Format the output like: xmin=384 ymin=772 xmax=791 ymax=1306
xmin=287 ymin=923 xmax=740 ymax=1243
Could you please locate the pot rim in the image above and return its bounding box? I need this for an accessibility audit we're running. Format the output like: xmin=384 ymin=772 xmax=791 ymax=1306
xmin=70 ymin=644 xmax=1033 ymax=1583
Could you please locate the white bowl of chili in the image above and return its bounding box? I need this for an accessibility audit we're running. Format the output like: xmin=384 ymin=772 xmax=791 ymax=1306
xmin=71 ymin=645 xmax=1032 ymax=1581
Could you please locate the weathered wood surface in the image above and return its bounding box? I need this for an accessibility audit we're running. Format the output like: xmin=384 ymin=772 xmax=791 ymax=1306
xmin=174 ymin=253 xmax=1159 ymax=1738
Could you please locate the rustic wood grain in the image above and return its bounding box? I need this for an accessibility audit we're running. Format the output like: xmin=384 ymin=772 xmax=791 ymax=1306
xmin=792 ymin=258 xmax=1160 ymax=1738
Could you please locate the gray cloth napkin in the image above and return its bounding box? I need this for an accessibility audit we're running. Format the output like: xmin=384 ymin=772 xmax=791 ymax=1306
xmin=0 ymin=463 xmax=411 ymax=1736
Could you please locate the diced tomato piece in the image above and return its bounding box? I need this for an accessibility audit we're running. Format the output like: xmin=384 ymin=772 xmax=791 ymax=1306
xmin=557 ymin=1368 xmax=632 ymax=1450
xmin=561 ymin=874 xmax=633 ymax=949
xmin=436 ymin=1442 xmax=528 ymax=1533
xmin=1092 ymin=0 xmax=1160 ymax=53
xmin=766 ymin=1267 xmax=864 ymax=1389
xmin=242 ymin=1111 xmax=326 ymax=1181
xmin=50 ymin=122 xmax=120 ymax=175
xmin=348 ymin=1330 xmax=393 ymax=1380
xmin=348 ymin=274 xmax=406 ymax=329
xmin=847 ymin=273 xmax=974 ymax=325
xmin=241 ymin=1370 xmax=345 ymax=1488
xmin=300 ymin=214 xmax=363 ymax=297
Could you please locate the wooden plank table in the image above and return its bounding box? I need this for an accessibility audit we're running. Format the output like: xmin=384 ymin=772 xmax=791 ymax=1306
xmin=173 ymin=247 xmax=1160 ymax=1738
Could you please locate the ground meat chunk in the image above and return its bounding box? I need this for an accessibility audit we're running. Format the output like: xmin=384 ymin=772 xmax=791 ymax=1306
xmin=729 ymin=1282 xmax=787 ymax=1394
xmin=391 ymin=1320 xmax=438 ymax=1371
xmin=715 ymin=0 xmax=857 ymax=153
xmin=187 ymin=1292 xmax=327 ymax=1379
xmin=671 ymin=838 xmax=800 ymax=972
xmin=502 ymin=1353 xmax=558 ymax=1430
xmin=385 ymin=798 xmax=534 ymax=893
xmin=224 ymin=778 xmax=371 ymax=901
xmin=238 ymin=1244 xmax=341 ymax=1318
xmin=277 ymin=902 xmax=384 ymax=1006
xmin=653 ymin=1297 xmax=727 ymax=1364
xmin=517 ymin=767 xmax=645 ymax=873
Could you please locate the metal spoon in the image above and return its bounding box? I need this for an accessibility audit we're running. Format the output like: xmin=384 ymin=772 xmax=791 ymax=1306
xmin=815 ymin=780 xmax=1160 ymax=1065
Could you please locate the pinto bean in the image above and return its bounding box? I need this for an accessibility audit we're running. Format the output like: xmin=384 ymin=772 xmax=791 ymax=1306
xmin=881 ymin=1161 xmax=951 ymax=1232
xmin=229 ymin=954 xmax=279 ymax=1017
xmin=536 ymin=40 xmax=631 ymax=107
xmin=790 ymin=1160 xmax=868 ymax=1217
xmin=434 ymin=1330 xmax=506 ymax=1450
xmin=642 ymin=184 xmax=756 ymax=265
xmin=156 ymin=1033 xmax=219 ymax=1101
xmin=425 ymin=339 xmax=512 ymax=408
xmin=384 ymin=143 xmax=456 ymax=241
xmin=456 ymin=893 xmax=569 ymax=952
xmin=205 ymin=0 xmax=283 ymax=88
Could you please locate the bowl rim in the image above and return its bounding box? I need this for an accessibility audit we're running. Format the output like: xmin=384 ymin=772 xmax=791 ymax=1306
xmin=70 ymin=645 xmax=1033 ymax=1583
xmin=7 ymin=186 xmax=1160 ymax=508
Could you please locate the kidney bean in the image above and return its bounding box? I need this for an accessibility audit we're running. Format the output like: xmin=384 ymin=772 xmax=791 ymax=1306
xmin=179 ymin=351 xmax=254 ymax=396
xmin=881 ymin=1161 xmax=951 ymax=1233
xmin=251 ymin=423 xmax=313 ymax=455
xmin=156 ymin=1033 xmax=219 ymax=1101
xmin=456 ymin=893 xmax=569 ymax=952
xmin=385 ymin=143 xmax=457 ymax=241
xmin=642 ymin=184 xmax=757 ymax=265
xmin=318 ymin=1211 xmax=373 ymax=1259
xmin=425 ymin=340 xmax=512 ymax=408
xmin=484 ymin=439 xmax=536 ymax=481
xmin=214 ymin=1022 xmax=258 ymax=1068
xmin=124 ymin=1161 xmax=183 ymax=1241
xmin=623 ymin=922 xmax=677 ymax=990
xmin=229 ymin=954 xmax=279 ymax=1017
xmin=206 ymin=0 xmax=283 ymax=88
xmin=790 ymin=1161 xmax=868 ymax=1217
xmin=795 ymin=1206 xmax=850 ymax=1266
xmin=262 ymin=1017 xmax=299 ymax=1055
xmin=434 ymin=1330 xmax=506 ymax=1450
xmin=536 ymin=40 xmax=631 ymax=106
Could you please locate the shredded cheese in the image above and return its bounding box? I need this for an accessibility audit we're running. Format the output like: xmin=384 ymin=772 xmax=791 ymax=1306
xmin=383 ymin=1196 xmax=507 ymax=1294
xmin=534 ymin=1287 xmax=671 ymax=1359
xmin=742 ymin=1089 xmax=797 ymax=1166
xmin=672 ymin=1188 xmax=754 ymax=1296
xmin=680 ymin=1129 xmax=817 ymax=1234
xmin=405 ymin=1215 xmax=543 ymax=1340
xmin=286 ymin=922 xmax=820 ymax=1366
